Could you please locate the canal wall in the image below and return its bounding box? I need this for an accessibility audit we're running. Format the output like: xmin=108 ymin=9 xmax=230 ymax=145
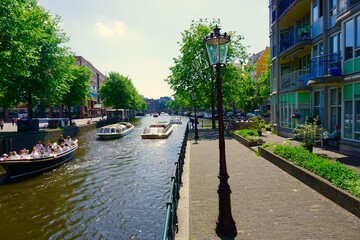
xmin=0 ymin=122 xmax=96 ymax=154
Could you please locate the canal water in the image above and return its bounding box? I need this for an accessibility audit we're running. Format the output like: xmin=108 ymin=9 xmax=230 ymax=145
xmin=0 ymin=114 xmax=189 ymax=239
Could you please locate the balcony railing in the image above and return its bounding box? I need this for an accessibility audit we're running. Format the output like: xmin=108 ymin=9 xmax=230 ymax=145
xmin=311 ymin=16 xmax=324 ymax=38
xmin=279 ymin=24 xmax=311 ymax=54
xmin=338 ymin=0 xmax=360 ymax=17
xmin=281 ymin=69 xmax=310 ymax=89
xmin=310 ymin=53 xmax=341 ymax=78
xmin=278 ymin=0 xmax=297 ymax=17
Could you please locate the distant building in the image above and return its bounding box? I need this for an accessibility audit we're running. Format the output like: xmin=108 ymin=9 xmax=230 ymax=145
xmin=250 ymin=46 xmax=270 ymax=80
xmin=143 ymin=96 xmax=172 ymax=113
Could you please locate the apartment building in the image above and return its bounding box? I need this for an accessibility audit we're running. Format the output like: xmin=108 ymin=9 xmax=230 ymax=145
xmin=269 ymin=0 xmax=360 ymax=156
xmin=75 ymin=56 xmax=105 ymax=118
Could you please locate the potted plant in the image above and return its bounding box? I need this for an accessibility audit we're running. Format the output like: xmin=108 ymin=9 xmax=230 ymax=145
xmin=249 ymin=115 xmax=266 ymax=136
xmin=294 ymin=115 xmax=324 ymax=152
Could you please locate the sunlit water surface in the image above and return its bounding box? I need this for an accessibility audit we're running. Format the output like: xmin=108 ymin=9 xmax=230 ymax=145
xmin=0 ymin=115 xmax=188 ymax=239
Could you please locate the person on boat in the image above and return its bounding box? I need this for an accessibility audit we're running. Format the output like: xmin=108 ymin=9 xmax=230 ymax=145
xmin=55 ymin=145 xmax=63 ymax=154
xmin=35 ymin=141 xmax=43 ymax=152
xmin=1 ymin=153 xmax=8 ymax=161
xmin=31 ymin=147 xmax=40 ymax=158
xmin=61 ymin=144 xmax=68 ymax=152
xmin=65 ymin=136 xmax=72 ymax=147
xmin=58 ymin=135 xmax=65 ymax=145
xmin=12 ymin=151 xmax=20 ymax=160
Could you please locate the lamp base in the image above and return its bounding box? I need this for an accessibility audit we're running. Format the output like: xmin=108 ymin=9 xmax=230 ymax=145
xmin=216 ymin=221 xmax=237 ymax=239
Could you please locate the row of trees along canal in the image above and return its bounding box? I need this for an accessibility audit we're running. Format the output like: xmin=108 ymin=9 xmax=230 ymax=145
xmin=165 ymin=19 xmax=270 ymax=129
xmin=0 ymin=0 xmax=146 ymax=124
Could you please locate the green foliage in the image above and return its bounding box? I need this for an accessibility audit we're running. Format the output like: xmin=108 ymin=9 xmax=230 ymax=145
xmin=0 ymin=0 xmax=73 ymax=118
xmin=235 ymin=129 xmax=260 ymax=142
xmin=254 ymin=58 xmax=271 ymax=106
xmin=262 ymin=144 xmax=360 ymax=198
xmin=165 ymin=19 xmax=248 ymax=128
xmin=61 ymin=63 xmax=92 ymax=110
xmin=99 ymin=72 xmax=145 ymax=111
xmin=249 ymin=115 xmax=266 ymax=130
xmin=235 ymin=129 xmax=259 ymax=137
xmin=294 ymin=115 xmax=324 ymax=147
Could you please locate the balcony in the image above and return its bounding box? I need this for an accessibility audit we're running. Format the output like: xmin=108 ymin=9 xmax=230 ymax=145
xmin=311 ymin=16 xmax=324 ymax=38
xmin=278 ymin=0 xmax=297 ymax=18
xmin=281 ymin=69 xmax=310 ymax=89
xmin=279 ymin=24 xmax=311 ymax=54
xmin=338 ymin=0 xmax=360 ymax=17
xmin=308 ymin=53 xmax=343 ymax=86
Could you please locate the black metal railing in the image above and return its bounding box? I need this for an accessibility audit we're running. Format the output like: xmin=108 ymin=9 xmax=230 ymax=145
xmin=310 ymin=53 xmax=342 ymax=78
xmin=162 ymin=123 xmax=189 ymax=240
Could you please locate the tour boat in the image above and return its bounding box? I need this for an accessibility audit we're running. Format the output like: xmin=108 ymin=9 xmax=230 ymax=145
xmin=0 ymin=140 xmax=78 ymax=179
xmin=141 ymin=122 xmax=173 ymax=139
xmin=97 ymin=122 xmax=134 ymax=140
xmin=169 ymin=116 xmax=183 ymax=124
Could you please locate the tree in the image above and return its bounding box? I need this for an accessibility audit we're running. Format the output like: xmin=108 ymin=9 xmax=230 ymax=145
xmin=0 ymin=0 xmax=73 ymax=118
xmin=166 ymin=19 xmax=248 ymax=128
xmin=99 ymin=72 xmax=145 ymax=111
xmin=60 ymin=63 xmax=92 ymax=125
xmin=254 ymin=59 xmax=271 ymax=110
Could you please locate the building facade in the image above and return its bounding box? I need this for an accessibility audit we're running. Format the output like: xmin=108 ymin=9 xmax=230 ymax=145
xmin=75 ymin=56 xmax=105 ymax=118
xmin=251 ymin=46 xmax=270 ymax=80
xmin=269 ymin=0 xmax=360 ymax=156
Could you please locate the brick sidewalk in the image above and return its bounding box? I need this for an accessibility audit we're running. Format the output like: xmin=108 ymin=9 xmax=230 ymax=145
xmin=177 ymin=129 xmax=360 ymax=239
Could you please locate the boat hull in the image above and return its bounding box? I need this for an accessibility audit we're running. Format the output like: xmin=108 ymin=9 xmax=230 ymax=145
xmin=97 ymin=123 xmax=134 ymax=140
xmin=141 ymin=129 xmax=173 ymax=139
xmin=0 ymin=145 xmax=78 ymax=179
xmin=98 ymin=127 xmax=134 ymax=140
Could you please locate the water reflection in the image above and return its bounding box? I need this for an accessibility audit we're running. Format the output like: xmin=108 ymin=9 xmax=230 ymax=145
xmin=0 ymin=114 xmax=188 ymax=239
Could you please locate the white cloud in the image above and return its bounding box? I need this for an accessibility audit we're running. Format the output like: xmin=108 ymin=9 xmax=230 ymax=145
xmin=94 ymin=20 xmax=126 ymax=38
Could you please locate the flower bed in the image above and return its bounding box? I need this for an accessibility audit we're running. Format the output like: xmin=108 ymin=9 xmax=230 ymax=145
xmin=233 ymin=129 xmax=263 ymax=147
xmin=259 ymin=143 xmax=360 ymax=217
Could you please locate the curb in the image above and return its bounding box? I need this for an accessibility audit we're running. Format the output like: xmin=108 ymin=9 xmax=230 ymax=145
xmin=258 ymin=146 xmax=360 ymax=218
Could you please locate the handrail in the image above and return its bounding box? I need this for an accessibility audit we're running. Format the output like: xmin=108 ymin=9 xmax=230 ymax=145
xmin=162 ymin=122 xmax=189 ymax=240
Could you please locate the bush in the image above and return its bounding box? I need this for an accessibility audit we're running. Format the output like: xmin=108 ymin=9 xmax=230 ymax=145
xmin=262 ymin=144 xmax=360 ymax=198
xmin=235 ymin=129 xmax=260 ymax=142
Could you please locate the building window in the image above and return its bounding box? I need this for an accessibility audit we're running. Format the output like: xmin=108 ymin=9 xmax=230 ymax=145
xmin=280 ymin=93 xmax=296 ymax=128
xmin=313 ymin=42 xmax=324 ymax=57
xmin=343 ymin=83 xmax=360 ymax=140
xmin=313 ymin=91 xmax=321 ymax=117
xmin=329 ymin=88 xmax=341 ymax=133
xmin=329 ymin=0 xmax=337 ymax=28
xmin=345 ymin=19 xmax=354 ymax=60
xmin=330 ymin=32 xmax=341 ymax=54
xmin=356 ymin=16 xmax=360 ymax=57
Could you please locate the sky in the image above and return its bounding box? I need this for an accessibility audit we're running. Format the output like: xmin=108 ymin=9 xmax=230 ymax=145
xmin=38 ymin=0 xmax=269 ymax=99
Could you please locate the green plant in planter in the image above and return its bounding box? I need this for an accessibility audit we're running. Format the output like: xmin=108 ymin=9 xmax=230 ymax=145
xmin=249 ymin=115 xmax=266 ymax=136
xmin=294 ymin=115 xmax=324 ymax=152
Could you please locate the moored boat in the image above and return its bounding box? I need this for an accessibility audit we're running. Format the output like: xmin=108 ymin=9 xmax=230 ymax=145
xmin=97 ymin=122 xmax=134 ymax=140
xmin=0 ymin=140 xmax=78 ymax=179
xmin=169 ymin=116 xmax=183 ymax=124
xmin=141 ymin=122 xmax=173 ymax=139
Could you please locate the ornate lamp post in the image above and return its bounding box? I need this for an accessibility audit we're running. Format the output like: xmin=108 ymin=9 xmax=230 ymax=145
xmin=192 ymin=92 xmax=199 ymax=144
xmin=204 ymin=26 xmax=237 ymax=238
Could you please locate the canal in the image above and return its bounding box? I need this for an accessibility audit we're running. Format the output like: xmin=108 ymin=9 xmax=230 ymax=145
xmin=0 ymin=114 xmax=189 ymax=239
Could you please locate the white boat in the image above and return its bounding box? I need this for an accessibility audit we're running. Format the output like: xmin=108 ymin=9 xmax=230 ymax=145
xmin=169 ymin=116 xmax=183 ymax=124
xmin=141 ymin=122 xmax=173 ymax=139
xmin=97 ymin=122 xmax=134 ymax=140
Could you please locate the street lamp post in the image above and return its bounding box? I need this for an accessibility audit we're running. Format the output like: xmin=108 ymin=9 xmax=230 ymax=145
xmin=205 ymin=26 xmax=237 ymax=238
xmin=192 ymin=93 xmax=199 ymax=144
